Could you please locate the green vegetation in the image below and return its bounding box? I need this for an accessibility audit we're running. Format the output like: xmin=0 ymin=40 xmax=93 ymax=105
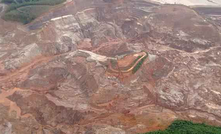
xmin=132 ymin=53 xmax=148 ymax=74
xmin=142 ymin=120 xmax=221 ymax=134
xmin=132 ymin=55 xmax=142 ymax=65
xmin=1 ymin=0 xmax=65 ymax=24
xmin=2 ymin=5 xmax=50 ymax=24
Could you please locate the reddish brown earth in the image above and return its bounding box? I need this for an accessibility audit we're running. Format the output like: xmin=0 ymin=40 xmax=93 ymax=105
xmin=106 ymin=51 xmax=148 ymax=80
xmin=0 ymin=0 xmax=221 ymax=134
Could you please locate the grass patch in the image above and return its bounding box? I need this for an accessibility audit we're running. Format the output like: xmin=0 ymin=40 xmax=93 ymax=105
xmin=132 ymin=53 xmax=148 ymax=74
xmin=1 ymin=0 xmax=65 ymax=24
xmin=5 ymin=0 xmax=65 ymax=12
xmin=142 ymin=120 xmax=221 ymax=134
xmin=132 ymin=55 xmax=142 ymax=65
xmin=3 ymin=5 xmax=50 ymax=24
xmin=2 ymin=9 xmax=36 ymax=24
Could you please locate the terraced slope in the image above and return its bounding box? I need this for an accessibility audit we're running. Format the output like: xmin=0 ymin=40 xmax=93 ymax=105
xmin=108 ymin=52 xmax=148 ymax=74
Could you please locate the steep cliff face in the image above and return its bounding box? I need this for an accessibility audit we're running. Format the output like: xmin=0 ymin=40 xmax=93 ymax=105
xmin=0 ymin=0 xmax=221 ymax=133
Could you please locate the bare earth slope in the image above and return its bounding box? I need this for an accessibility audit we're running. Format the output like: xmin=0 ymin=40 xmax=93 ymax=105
xmin=0 ymin=0 xmax=221 ymax=134
xmin=148 ymin=0 xmax=221 ymax=6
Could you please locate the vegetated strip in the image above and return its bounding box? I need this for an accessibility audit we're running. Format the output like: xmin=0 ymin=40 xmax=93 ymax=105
xmin=1 ymin=0 xmax=65 ymax=24
xmin=5 ymin=0 xmax=65 ymax=12
xmin=142 ymin=120 xmax=221 ymax=134
xmin=112 ymin=55 xmax=142 ymax=71
xmin=109 ymin=52 xmax=148 ymax=73
xmin=132 ymin=53 xmax=148 ymax=74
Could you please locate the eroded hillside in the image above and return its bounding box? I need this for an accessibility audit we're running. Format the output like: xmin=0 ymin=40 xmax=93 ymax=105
xmin=0 ymin=0 xmax=221 ymax=133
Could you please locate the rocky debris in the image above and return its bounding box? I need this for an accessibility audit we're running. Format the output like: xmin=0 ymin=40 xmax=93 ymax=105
xmin=0 ymin=0 xmax=221 ymax=134
xmin=90 ymin=22 xmax=125 ymax=46
xmin=0 ymin=104 xmax=41 ymax=134
xmin=0 ymin=4 xmax=5 ymax=16
xmin=147 ymin=5 xmax=221 ymax=52
xmin=149 ymin=0 xmax=221 ymax=6
xmin=8 ymin=92 xmax=84 ymax=126
xmin=53 ymin=15 xmax=83 ymax=45
xmin=95 ymin=126 xmax=126 ymax=134
xmin=3 ymin=43 xmax=42 ymax=71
